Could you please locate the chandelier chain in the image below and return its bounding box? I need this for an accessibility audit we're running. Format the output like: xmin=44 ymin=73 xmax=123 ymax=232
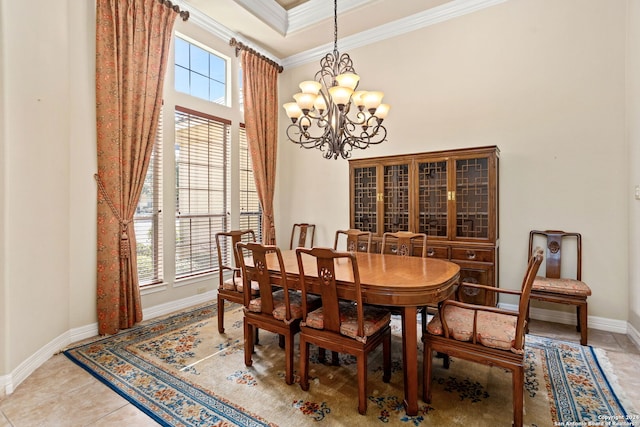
xmin=333 ymin=0 xmax=338 ymax=53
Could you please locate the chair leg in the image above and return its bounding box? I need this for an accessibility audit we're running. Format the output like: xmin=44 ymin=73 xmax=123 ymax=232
xmin=423 ymin=343 xmax=433 ymax=403
xmin=318 ymin=347 xmax=326 ymax=363
xmin=217 ymin=294 xmax=225 ymax=334
xmin=512 ymin=365 xmax=524 ymax=427
xmin=357 ymin=353 xmax=368 ymax=415
xmin=284 ymin=332 xmax=294 ymax=385
xmin=331 ymin=351 xmax=340 ymax=366
xmin=244 ymin=319 xmax=254 ymax=367
xmin=279 ymin=334 xmax=285 ymax=349
xmin=382 ymin=332 xmax=391 ymax=383
xmin=300 ymin=338 xmax=310 ymax=391
xmin=579 ymin=302 xmax=588 ymax=346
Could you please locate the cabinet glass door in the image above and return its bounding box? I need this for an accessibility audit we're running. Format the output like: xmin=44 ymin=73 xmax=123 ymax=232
xmin=383 ymin=164 xmax=409 ymax=233
xmin=417 ymin=161 xmax=448 ymax=237
xmin=455 ymin=157 xmax=489 ymax=239
xmin=352 ymin=166 xmax=377 ymax=233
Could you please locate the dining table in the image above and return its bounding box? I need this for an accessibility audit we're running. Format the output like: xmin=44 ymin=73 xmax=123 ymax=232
xmin=262 ymin=249 xmax=461 ymax=416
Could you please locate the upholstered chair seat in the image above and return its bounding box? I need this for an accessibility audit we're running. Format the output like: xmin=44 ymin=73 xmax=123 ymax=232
xmin=223 ymin=275 xmax=260 ymax=295
xmin=303 ymin=302 xmax=392 ymax=343
xmin=427 ymin=305 xmax=524 ymax=354
xmin=247 ymin=290 xmax=320 ymax=323
xmin=532 ymin=276 xmax=591 ymax=297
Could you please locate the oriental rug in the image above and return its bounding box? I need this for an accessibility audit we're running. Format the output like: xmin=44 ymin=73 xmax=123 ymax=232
xmin=63 ymin=303 xmax=637 ymax=426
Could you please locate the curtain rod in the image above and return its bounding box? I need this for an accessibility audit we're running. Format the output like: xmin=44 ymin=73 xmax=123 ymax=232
xmin=160 ymin=0 xmax=190 ymax=21
xmin=229 ymin=38 xmax=283 ymax=73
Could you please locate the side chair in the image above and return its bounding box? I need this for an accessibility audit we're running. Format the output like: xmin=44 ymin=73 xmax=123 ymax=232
xmin=334 ymin=228 xmax=372 ymax=253
xmin=290 ymin=223 xmax=315 ymax=249
xmin=236 ymin=242 xmax=320 ymax=385
xmin=296 ymin=247 xmax=392 ymax=415
xmin=423 ymin=248 xmax=543 ymax=427
xmin=215 ymin=229 xmax=257 ymax=335
xmin=380 ymin=231 xmax=430 ymax=332
xmin=528 ymin=230 xmax=591 ymax=345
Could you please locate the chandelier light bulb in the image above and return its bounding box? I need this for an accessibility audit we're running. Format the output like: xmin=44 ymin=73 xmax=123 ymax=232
xmin=352 ymin=91 xmax=367 ymax=109
xmin=335 ymin=73 xmax=360 ymax=90
xmin=283 ymin=102 xmax=302 ymax=123
xmin=314 ymin=95 xmax=327 ymax=113
xmin=299 ymin=80 xmax=322 ymax=95
xmin=363 ymin=91 xmax=384 ymax=113
xmin=293 ymin=92 xmax=317 ymax=112
xmin=328 ymin=86 xmax=353 ymax=109
xmin=375 ymin=103 xmax=390 ymax=120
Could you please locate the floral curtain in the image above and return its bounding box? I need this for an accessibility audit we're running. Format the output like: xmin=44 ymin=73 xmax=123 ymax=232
xmin=95 ymin=0 xmax=179 ymax=335
xmin=241 ymin=50 xmax=280 ymax=245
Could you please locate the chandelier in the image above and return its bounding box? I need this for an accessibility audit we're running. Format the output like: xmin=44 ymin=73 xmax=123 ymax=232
xmin=283 ymin=0 xmax=390 ymax=160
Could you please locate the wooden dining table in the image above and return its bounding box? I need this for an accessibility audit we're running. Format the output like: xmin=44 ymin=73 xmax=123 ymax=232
xmin=262 ymin=249 xmax=460 ymax=416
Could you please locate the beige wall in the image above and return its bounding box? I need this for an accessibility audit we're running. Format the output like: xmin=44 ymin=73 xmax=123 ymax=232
xmin=2 ymin=0 xmax=73 ymax=376
xmin=628 ymin=0 xmax=640 ymax=331
xmin=0 ymin=0 xmax=6 ymax=390
xmin=277 ymin=0 xmax=629 ymax=322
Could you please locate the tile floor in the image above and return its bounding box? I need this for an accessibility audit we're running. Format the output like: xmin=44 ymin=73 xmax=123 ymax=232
xmin=0 ymin=318 xmax=639 ymax=426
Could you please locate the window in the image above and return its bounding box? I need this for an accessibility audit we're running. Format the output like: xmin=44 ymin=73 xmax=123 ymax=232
xmin=174 ymin=35 xmax=227 ymax=105
xmin=134 ymin=113 xmax=163 ymax=286
xmin=239 ymin=125 xmax=262 ymax=240
xmin=175 ymin=106 xmax=230 ymax=278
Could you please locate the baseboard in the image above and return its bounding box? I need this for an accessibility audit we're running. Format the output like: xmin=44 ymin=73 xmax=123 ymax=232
xmin=2 ymin=291 xmax=216 ymax=396
xmin=499 ymin=303 xmax=629 ymax=334
xmin=628 ymin=323 xmax=640 ymax=349
xmin=3 ymin=330 xmax=70 ymax=395
xmin=142 ymin=291 xmax=215 ymax=320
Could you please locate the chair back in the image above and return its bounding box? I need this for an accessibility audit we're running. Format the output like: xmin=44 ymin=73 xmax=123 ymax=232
xmin=296 ymin=247 xmax=365 ymax=338
xmin=215 ymin=229 xmax=256 ymax=283
xmin=290 ymin=223 xmax=315 ymax=249
xmin=334 ymin=229 xmax=372 ymax=253
xmin=528 ymin=230 xmax=581 ymax=280
xmin=236 ymin=242 xmax=294 ymax=319
xmin=380 ymin=231 xmax=427 ymax=257
xmin=514 ymin=247 xmax=544 ymax=345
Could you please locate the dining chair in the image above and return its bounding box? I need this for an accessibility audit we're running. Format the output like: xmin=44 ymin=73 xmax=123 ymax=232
xmin=290 ymin=223 xmax=315 ymax=249
xmin=215 ymin=229 xmax=257 ymax=335
xmin=333 ymin=228 xmax=373 ymax=252
xmin=296 ymin=247 xmax=392 ymax=415
xmin=528 ymin=230 xmax=591 ymax=345
xmin=380 ymin=231 xmax=427 ymax=257
xmin=380 ymin=231 xmax=430 ymax=332
xmin=236 ymin=242 xmax=319 ymax=385
xmin=423 ymin=248 xmax=543 ymax=427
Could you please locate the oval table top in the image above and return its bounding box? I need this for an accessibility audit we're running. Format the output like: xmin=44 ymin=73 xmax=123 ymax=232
xmin=266 ymin=250 xmax=461 ymax=307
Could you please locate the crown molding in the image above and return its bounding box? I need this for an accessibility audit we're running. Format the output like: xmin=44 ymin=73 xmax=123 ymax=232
xmin=282 ymin=0 xmax=508 ymax=68
xmin=233 ymin=0 xmax=288 ymax=35
xmin=287 ymin=0 xmax=372 ymax=34
xmin=175 ymin=0 xmax=509 ymax=70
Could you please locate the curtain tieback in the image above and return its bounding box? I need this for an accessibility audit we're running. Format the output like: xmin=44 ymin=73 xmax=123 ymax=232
xmin=94 ymin=174 xmax=132 ymax=259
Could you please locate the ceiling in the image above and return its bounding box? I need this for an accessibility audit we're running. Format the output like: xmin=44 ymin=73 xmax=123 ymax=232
xmin=178 ymin=0 xmax=501 ymax=65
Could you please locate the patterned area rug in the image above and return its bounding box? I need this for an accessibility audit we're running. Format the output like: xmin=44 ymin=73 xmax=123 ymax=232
xmin=63 ymin=304 xmax=637 ymax=426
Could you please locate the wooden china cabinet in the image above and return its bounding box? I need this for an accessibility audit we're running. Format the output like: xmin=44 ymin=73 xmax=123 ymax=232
xmin=349 ymin=146 xmax=499 ymax=305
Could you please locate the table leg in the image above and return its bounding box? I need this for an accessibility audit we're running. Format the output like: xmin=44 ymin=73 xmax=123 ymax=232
xmin=401 ymin=306 xmax=418 ymax=416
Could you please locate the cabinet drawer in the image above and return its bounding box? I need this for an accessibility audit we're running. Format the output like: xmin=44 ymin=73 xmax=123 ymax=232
xmin=451 ymin=247 xmax=494 ymax=263
xmin=425 ymin=245 xmax=449 ymax=259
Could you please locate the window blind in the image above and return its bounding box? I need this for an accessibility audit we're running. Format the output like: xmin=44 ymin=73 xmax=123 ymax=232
xmin=134 ymin=109 xmax=163 ymax=285
xmin=175 ymin=106 xmax=230 ymax=277
xmin=238 ymin=124 xmax=262 ymax=241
